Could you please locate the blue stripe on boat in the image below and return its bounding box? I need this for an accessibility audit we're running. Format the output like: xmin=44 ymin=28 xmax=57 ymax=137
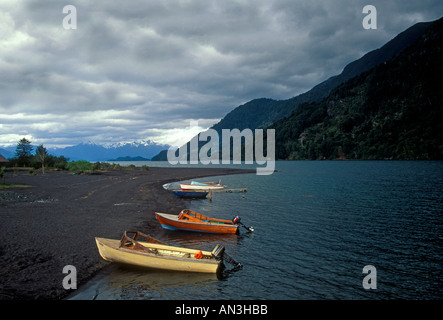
xmin=160 ymin=224 xmax=224 ymax=234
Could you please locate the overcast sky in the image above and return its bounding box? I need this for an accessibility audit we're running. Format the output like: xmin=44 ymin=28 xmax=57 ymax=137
xmin=0 ymin=0 xmax=442 ymax=148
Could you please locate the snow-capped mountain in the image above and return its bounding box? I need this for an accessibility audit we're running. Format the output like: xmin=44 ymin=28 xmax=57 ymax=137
xmin=48 ymin=140 xmax=170 ymax=161
xmin=0 ymin=140 xmax=170 ymax=162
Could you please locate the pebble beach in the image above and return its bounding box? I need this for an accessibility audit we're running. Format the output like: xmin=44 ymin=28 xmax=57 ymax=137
xmin=0 ymin=167 xmax=253 ymax=300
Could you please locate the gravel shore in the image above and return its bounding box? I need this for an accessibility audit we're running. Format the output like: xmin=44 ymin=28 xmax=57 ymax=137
xmin=0 ymin=167 xmax=253 ymax=300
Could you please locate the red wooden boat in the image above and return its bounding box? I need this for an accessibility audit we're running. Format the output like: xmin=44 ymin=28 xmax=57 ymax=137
xmin=155 ymin=209 xmax=239 ymax=234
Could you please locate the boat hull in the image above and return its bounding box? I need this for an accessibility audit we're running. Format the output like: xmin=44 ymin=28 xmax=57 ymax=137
xmin=155 ymin=212 xmax=239 ymax=234
xmin=172 ymin=190 xmax=208 ymax=199
xmin=95 ymin=237 xmax=221 ymax=274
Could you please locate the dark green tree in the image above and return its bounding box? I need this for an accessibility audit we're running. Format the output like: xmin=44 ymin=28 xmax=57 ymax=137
xmin=15 ymin=138 xmax=33 ymax=166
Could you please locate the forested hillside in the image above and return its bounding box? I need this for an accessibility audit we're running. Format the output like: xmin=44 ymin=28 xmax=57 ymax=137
xmin=271 ymin=17 xmax=443 ymax=160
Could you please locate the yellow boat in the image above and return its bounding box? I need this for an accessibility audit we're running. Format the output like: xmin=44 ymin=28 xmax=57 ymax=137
xmin=95 ymin=231 xmax=224 ymax=274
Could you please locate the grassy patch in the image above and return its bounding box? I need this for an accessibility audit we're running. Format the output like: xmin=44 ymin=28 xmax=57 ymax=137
xmin=0 ymin=184 xmax=32 ymax=189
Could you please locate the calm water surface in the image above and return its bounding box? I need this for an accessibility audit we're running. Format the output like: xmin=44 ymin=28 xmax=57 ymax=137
xmin=69 ymin=161 xmax=443 ymax=300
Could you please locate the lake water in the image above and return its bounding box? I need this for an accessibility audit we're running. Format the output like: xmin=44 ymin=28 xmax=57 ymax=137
xmin=69 ymin=161 xmax=443 ymax=300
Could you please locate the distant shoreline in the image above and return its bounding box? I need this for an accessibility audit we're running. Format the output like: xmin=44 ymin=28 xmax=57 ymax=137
xmin=0 ymin=166 xmax=254 ymax=300
xmin=106 ymin=156 xmax=150 ymax=161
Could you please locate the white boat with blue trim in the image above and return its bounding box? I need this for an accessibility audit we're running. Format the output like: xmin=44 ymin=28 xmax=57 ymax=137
xmin=179 ymin=180 xmax=225 ymax=191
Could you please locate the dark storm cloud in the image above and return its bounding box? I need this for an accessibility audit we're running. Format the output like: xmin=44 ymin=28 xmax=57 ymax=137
xmin=0 ymin=0 xmax=442 ymax=147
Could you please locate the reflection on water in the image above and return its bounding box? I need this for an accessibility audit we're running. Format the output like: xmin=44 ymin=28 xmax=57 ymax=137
xmin=69 ymin=263 xmax=219 ymax=300
xmin=157 ymin=229 xmax=243 ymax=248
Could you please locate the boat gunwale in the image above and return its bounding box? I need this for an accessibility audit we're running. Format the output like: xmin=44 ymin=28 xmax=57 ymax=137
xmin=96 ymin=237 xmax=219 ymax=265
xmin=179 ymin=183 xmax=225 ymax=190
xmin=155 ymin=212 xmax=238 ymax=229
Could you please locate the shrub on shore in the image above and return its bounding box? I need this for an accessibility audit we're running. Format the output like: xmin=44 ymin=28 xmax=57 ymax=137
xmin=8 ymin=157 xmax=149 ymax=175
xmin=66 ymin=161 xmax=148 ymax=174
xmin=92 ymin=162 xmax=114 ymax=171
xmin=66 ymin=160 xmax=94 ymax=175
xmin=94 ymin=162 xmax=149 ymax=171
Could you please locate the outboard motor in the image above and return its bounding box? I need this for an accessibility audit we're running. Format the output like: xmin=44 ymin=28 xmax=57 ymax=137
xmin=211 ymin=244 xmax=225 ymax=260
xmin=232 ymin=216 xmax=241 ymax=224
xmin=232 ymin=216 xmax=254 ymax=232
xmin=212 ymin=244 xmax=242 ymax=270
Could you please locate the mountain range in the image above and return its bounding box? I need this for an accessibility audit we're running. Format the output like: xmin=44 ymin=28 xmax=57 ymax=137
xmin=152 ymin=17 xmax=442 ymax=161
xmin=1 ymin=140 xmax=169 ymax=162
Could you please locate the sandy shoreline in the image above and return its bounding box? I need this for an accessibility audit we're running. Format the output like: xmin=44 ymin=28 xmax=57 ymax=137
xmin=0 ymin=167 xmax=254 ymax=300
